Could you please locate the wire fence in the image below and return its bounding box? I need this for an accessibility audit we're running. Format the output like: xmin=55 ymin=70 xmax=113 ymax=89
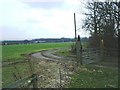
xmin=2 ymin=58 xmax=38 ymax=89
xmin=3 ymin=73 xmax=38 ymax=89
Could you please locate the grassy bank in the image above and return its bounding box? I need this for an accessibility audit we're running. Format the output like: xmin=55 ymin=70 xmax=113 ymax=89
xmin=68 ymin=65 xmax=118 ymax=88
xmin=2 ymin=62 xmax=31 ymax=87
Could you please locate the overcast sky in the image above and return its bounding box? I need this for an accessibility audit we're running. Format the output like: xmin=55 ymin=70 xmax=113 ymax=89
xmin=0 ymin=0 xmax=90 ymax=40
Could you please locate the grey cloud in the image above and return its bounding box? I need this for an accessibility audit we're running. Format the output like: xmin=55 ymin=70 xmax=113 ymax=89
xmin=23 ymin=2 xmax=64 ymax=9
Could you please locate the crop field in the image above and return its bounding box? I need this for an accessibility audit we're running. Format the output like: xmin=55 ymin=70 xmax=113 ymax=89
xmin=2 ymin=42 xmax=73 ymax=62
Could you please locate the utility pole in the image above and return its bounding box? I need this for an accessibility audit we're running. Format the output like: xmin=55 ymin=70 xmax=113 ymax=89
xmin=74 ymin=13 xmax=77 ymax=42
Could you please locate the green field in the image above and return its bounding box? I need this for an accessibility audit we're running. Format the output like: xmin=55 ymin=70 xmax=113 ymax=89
xmin=2 ymin=42 xmax=73 ymax=87
xmin=2 ymin=42 xmax=73 ymax=62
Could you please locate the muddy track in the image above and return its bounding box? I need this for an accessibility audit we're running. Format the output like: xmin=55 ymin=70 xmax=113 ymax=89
xmin=31 ymin=48 xmax=118 ymax=88
xmin=31 ymin=49 xmax=77 ymax=88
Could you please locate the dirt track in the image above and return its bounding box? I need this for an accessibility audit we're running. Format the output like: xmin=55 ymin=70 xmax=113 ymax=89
xmin=31 ymin=49 xmax=77 ymax=88
xmin=31 ymin=48 xmax=118 ymax=88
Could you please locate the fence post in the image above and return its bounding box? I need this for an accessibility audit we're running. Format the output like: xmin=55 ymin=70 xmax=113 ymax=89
xmin=59 ymin=68 xmax=62 ymax=88
xmin=32 ymin=74 xmax=38 ymax=88
xmin=76 ymin=35 xmax=82 ymax=65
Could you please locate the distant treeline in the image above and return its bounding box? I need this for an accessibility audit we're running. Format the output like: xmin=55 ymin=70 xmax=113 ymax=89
xmin=2 ymin=38 xmax=74 ymax=45
xmin=2 ymin=37 xmax=89 ymax=45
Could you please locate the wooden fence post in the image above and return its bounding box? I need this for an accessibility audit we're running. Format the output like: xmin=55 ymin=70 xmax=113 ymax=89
xmin=76 ymin=35 xmax=83 ymax=65
xmin=32 ymin=74 xmax=38 ymax=88
xmin=13 ymin=63 xmax=22 ymax=80
xmin=59 ymin=68 xmax=62 ymax=88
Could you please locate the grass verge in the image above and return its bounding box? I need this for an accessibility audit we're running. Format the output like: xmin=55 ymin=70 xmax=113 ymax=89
xmin=55 ymin=48 xmax=73 ymax=57
xmin=68 ymin=65 xmax=118 ymax=88
xmin=2 ymin=62 xmax=31 ymax=87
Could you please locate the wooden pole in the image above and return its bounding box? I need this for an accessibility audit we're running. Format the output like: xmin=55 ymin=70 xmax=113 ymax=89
xmin=74 ymin=13 xmax=77 ymax=42
xmin=59 ymin=68 xmax=62 ymax=88
xmin=76 ymin=35 xmax=83 ymax=65
xmin=13 ymin=63 xmax=22 ymax=80
xmin=32 ymin=74 xmax=38 ymax=88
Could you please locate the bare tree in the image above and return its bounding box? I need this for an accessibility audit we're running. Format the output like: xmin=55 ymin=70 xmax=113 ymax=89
xmin=83 ymin=1 xmax=119 ymax=49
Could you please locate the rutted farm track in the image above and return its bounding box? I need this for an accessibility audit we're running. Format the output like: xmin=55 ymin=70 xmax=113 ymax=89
xmin=31 ymin=49 xmax=77 ymax=88
xmin=30 ymin=48 xmax=118 ymax=88
xmin=2 ymin=47 xmax=118 ymax=88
